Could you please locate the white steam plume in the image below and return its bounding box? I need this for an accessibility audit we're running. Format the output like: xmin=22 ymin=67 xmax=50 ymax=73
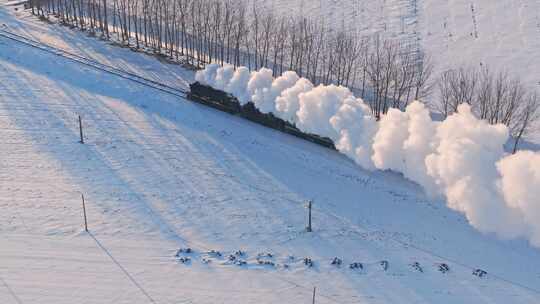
xmin=372 ymin=107 xmax=410 ymax=172
xmin=371 ymin=101 xmax=438 ymax=191
xmin=225 ymin=67 xmax=251 ymax=105
xmin=195 ymin=64 xmax=540 ymax=248
xmin=330 ymin=96 xmax=378 ymax=169
xmin=402 ymin=101 xmax=439 ymax=192
xmin=248 ymin=68 xmax=275 ymax=113
xmin=214 ymin=64 xmax=235 ymax=91
xmin=296 ymin=85 xmax=353 ymax=140
xmin=275 ymin=78 xmax=314 ymax=122
xmin=195 ymin=63 xmax=219 ymax=87
xmin=497 ymin=151 xmax=540 ymax=246
xmin=261 ymin=71 xmax=300 ymax=115
xmin=425 ymin=104 xmax=527 ymax=239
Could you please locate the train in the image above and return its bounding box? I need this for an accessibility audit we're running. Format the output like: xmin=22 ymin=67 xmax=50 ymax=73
xmin=187 ymin=82 xmax=336 ymax=150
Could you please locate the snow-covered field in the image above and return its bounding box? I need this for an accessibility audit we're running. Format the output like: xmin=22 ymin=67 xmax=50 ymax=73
xmin=1 ymin=3 xmax=540 ymax=304
xmin=249 ymin=0 xmax=540 ymax=89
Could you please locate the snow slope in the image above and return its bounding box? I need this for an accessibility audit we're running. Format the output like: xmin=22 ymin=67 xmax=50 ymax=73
xmin=1 ymin=3 xmax=540 ymax=304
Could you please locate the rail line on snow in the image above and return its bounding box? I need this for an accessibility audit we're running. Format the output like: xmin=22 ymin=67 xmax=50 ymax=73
xmin=0 ymin=28 xmax=188 ymax=98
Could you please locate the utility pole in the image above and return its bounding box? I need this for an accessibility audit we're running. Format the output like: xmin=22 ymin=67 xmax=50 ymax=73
xmin=78 ymin=115 xmax=84 ymax=144
xmin=81 ymin=194 xmax=88 ymax=232
xmin=312 ymin=286 xmax=316 ymax=304
xmin=306 ymin=200 xmax=312 ymax=232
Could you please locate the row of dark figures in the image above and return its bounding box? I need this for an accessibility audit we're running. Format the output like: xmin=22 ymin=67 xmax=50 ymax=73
xmin=175 ymin=247 xmax=488 ymax=278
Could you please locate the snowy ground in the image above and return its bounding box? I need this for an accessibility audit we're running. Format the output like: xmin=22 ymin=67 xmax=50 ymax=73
xmin=1 ymin=3 xmax=540 ymax=304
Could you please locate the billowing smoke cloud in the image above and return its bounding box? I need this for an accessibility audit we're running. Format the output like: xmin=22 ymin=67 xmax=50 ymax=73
xmin=248 ymin=68 xmax=274 ymax=113
xmin=262 ymin=71 xmax=300 ymax=114
xmin=425 ymin=104 xmax=527 ymax=238
xmin=275 ymin=78 xmax=314 ymax=122
xmin=296 ymin=84 xmax=352 ymax=140
xmin=214 ymin=64 xmax=235 ymax=91
xmin=330 ymin=96 xmax=378 ymax=170
xmin=372 ymin=107 xmax=410 ymax=172
xmin=195 ymin=63 xmax=220 ymax=87
xmin=225 ymin=67 xmax=251 ymax=105
xmin=497 ymin=151 xmax=540 ymax=246
xmin=402 ymin=102 xmax=438 ymax=192
xmin=195 ymin=64 xmax=540 ymax=248
xmin=371 ymin=101 xmax=438 ymax=192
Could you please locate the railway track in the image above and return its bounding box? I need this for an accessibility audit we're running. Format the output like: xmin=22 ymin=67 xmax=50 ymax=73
xmin=0 ymin=28 xmax=188 ymax=98
xmin=0 ymin=27 xmax=336 ymax=151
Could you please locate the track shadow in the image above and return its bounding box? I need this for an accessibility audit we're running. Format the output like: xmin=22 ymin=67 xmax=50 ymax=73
xmin=88 ymin=231 xmax=156 ymax=304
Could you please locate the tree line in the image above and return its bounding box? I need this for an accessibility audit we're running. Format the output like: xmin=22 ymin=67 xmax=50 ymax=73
xmin=28 ymin=0 xmax=433 ymax=118
xmin=27 ymin=0 xmax=538 ymax=148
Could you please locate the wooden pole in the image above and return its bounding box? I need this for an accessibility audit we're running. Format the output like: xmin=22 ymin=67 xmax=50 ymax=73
xmin=81 ymin=194 xmax=88 ymax=232
xmin=312 ymin=286 xmax=316 ymax=304
xmin=306 ymin=200 xmax=312 ymax=232
xmin=78 ymin=115 xmax=84 ymax=144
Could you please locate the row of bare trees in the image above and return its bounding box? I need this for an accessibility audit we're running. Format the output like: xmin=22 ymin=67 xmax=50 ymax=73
xmin=364 ymin=36 xmax=433 ymax=118
xmin=27 ymin=0 xmax=537 ymax=148
xmin=29 ymin=0 xmax=432 ymax=118
xmin=437 ymin=66 xmax=539 ymax=152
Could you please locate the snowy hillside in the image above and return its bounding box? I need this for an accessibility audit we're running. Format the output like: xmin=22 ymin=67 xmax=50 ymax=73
xmin=1 ymin=3 xmax=540 ymax=304
xmin=249 ymin=0 xmax=540 ymax=89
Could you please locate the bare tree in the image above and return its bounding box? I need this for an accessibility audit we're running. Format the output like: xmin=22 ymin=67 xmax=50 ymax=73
xmin=437 ymin=67 xmax=478 ymax=117
xmin=512 ymin=92 xmax=540 ymax=153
